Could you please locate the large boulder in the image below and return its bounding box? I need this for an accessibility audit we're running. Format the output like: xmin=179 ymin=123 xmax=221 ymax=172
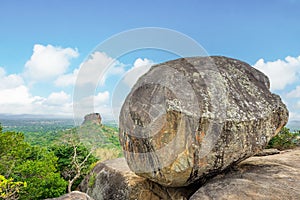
xmin=119 ymin=56 xmax=288 ymax=187
xmin=80 ymin=158 xmax=194 ymax=200
xmin=190 ymin=148 xmax=300 ymax=200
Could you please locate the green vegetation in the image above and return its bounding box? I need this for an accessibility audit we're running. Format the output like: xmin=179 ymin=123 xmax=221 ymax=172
xmin=0 ymin=119 xmax=123 ymax=199
xmin=0 ymin=175 xmax=26 ymax=200
xmin=267 ymin=127 xmax=300 ymax=150
xmin=1 ymin=118 xmax=73 ymax=147
xmin=50 ymin=139 xmax=97 ymax=192
xmin=0 ymin=129 xmax=67 ymax=199
xmin=88 ymin=173 xmax=96 ymax=188
xmin=62 ymin=122 xmax=123 ymax=161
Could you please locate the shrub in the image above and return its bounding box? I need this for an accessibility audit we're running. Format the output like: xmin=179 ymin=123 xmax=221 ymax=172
xmin=267 ymin=127 xmax=300 ymax=150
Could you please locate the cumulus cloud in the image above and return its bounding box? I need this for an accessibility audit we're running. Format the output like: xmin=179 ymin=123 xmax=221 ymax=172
xmin=253 ymin=56 xmax=300 ymax=91
xmin=0 ymin=85 xmax=73 ymax=116
xmin=287 ymin=85 xmax=300 ymax=98
xmin=0 ymin=67 xmax=24 ymax=90
xmin=94 ymin=91 xmax=110 ymax=104
xmin=24 ymin=44 xmax=78 ymax=82
xmin=0 ymin=85 xmax=36 ymax=105
xmin=123 ymin=58 xmax=154 ymax=88
xmin=56 ymin=51 xmax=125 ymax=87
xmin=46 ymin=91 xmax=71 ymax=106
xmin=55 ymin=68 xmax=79 ymax=87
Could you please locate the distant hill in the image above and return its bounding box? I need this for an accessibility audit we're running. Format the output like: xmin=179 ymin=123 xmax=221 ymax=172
xmin=0 ymin=113 xmax=72 ymax=119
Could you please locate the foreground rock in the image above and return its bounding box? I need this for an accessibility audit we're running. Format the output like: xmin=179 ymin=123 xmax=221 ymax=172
xmin=80 ymin=158 xmax=194 ymax=200
xmin=254 ymin=148 xmax=280 ymax=156
xmin=119 ymin=56 xmax=288 ymax=187
xmin=190 ymin=148 xmax=300 ymax=200
xmin=45 ymin=191 xmax=93 ymax=200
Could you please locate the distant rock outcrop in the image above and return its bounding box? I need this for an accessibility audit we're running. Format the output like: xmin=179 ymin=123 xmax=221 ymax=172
xmin=119 ymin=56 xmax=288 ymax=187
xmin=190 ymin=148 xmax=300 ymax=200
xmin=82 ymin=113 xmax=102 ymax=125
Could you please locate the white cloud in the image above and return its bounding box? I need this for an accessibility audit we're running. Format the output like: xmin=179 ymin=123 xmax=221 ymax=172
xmin=0 ymin=67 xmax=5 ymax=76
xmin=24 ymin=44 xmax=78 ymax=82
xmin=123 ymin=58 xmax=154 ymax=88
xmin=0 ymin=67 xmax=42 ymax=113
xmin=0 ymin=67 xmax=24 ymax=90
xmin=289 ymin=111 xmax=300 ymax=121
xmin=94 ymin=91 xmax=112 ymax=120
xmin=296 ymin=101 xmax=300 ymax=109
xmin=0 ymin=87 xmax=73 ymax=116
xmin=94 ymin=91 xmax=110 ymax=104
xmin=0 ymin=85 xmax=35 ymax=105
xmin=287 ymin=85 xmax=300 ymax=98
xmin=54 ymin=68 xmax=79 ymax=87
xmin=55 ymin=51 xmax=125 ymax=87
xmin=46 ymin=91 xmax=71 ymax=106
xmin=253 ymin=56 xmax=300 ymax=91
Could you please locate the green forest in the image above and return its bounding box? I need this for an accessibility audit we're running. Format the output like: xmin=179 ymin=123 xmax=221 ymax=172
xmin=0 ymin=121 xmax=122 ymax=200
xmin=0 ymin=119 xmax=299 ymax=199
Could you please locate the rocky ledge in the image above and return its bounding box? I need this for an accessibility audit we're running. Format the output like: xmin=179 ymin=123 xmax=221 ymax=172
xmin=77 ymin=148 xmax=300 ymax=200
xmin=190 ymin=147 xmax=300 ymax=200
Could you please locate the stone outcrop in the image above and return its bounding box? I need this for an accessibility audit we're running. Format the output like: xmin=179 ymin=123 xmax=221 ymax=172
xmin=190 ymin=148 xmax=300 ymax=200
xmin=119 ymin=56 xmax=288 ymax=187
xmin=80 ymin=158 xmax=195 ymax=200
xmin=45 ymin=191 xmax=93 ymax=200
xmin=52 ymin=148 xmax=300 ymax=200
xmin=82 ymin=113 xmax=102 ymax=125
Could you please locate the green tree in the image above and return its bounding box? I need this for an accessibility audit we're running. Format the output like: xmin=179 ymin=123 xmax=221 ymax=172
xmin=14 ymin=151 xmax=67 ymax=199
xmin=267 ymin=127 xmax=300 ymax=150
xmin=0 ymin=126 xmax=67 ymax=199
xmin=0 ymin=175 xmax=26 ymax=200
xmin=50 ymin=138 xmax=97 ymax=192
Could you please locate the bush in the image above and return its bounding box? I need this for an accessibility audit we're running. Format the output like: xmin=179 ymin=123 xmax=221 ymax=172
xmin=0 ymin=175 xmax=26 ymax=200
xmin=267 ymin=127 xmax=300 ymax=150
xmin=0 ymin=126 xmax=67 ymax=199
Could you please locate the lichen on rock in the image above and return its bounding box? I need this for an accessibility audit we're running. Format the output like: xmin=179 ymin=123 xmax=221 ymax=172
xmin=119 ymin=56 xmax=288 ymax=187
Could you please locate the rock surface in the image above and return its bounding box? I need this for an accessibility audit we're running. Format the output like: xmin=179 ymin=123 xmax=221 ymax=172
xmin=44 ymin=191 xmax=93 ymax=200
xmin=254 ymin=148 xmax=280 ymax=156
xmin=119 ymin=56 xmax=288 ymax=187
xmin=82 ymin=113 xmax=102 ymax=125
xmin=80 ymin=158 xmax=194 ymax=200
xmin=190 ymin=148 xmax=300 ymax=200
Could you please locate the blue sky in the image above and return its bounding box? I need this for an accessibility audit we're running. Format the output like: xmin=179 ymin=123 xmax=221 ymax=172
xmin=0 ymin=0 xmax=300 ymax=122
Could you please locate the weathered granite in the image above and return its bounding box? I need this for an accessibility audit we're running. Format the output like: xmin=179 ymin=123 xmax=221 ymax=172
xmin=119 ymin=56 xmax=288 ymax=187
xmin=190 ymin=148 xmax=300 ymax=200
xmin=80 ymin=158 xmax=194 ymax=200
xmin=44 ymin=191 xmax=93 ymax=200
xmin=254 ymin=148 xmax=280 ymax=156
